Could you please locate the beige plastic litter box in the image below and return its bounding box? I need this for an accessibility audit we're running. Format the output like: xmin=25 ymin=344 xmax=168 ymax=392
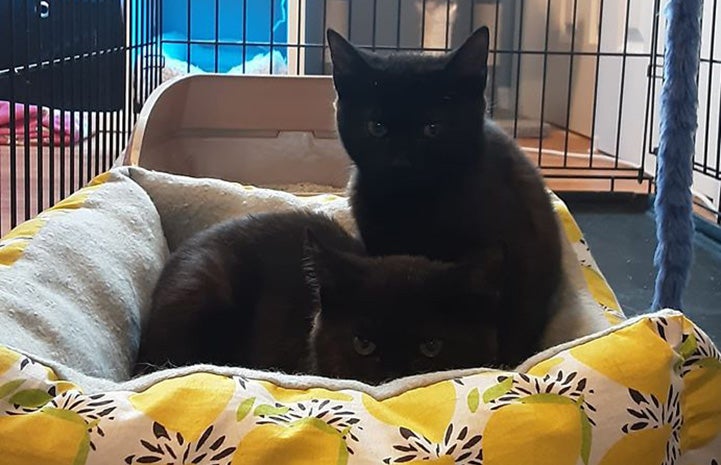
xmin=122 ymin=74 xmax=352 ymax=190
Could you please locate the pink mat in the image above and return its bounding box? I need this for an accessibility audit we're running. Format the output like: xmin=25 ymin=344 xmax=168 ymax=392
xmin=0 ymin=101 xmax=87 ymax=146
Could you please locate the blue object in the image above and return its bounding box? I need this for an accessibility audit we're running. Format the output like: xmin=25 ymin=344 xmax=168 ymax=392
xmin=161 ymin=0 xmax=287 ymax=72
xmin=652 ymin=0 xmax=703 ymax=311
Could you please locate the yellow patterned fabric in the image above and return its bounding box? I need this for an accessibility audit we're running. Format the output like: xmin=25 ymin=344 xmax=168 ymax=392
xmin=548 ymin=192 xmax=624 ymax=325
xmin=0 ymin=172 xmax=110 ymax=267
xmin=0 ymin=169 xmax=167 ymax=380
xmin=0 ymin=313 xmax=719 ymax=464
xmin=0 ymin=170 xmax=719 ymax=464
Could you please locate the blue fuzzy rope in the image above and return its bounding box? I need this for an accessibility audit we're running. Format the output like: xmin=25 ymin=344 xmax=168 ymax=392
xmin=652 ymin=0 xmax=703 ymax=311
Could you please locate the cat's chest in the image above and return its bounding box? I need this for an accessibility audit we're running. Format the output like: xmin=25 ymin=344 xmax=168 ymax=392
xmin=354 ymin=184 xmax=504 ymax=258
xmin=366 ymin=178 xmax=502 ymax=222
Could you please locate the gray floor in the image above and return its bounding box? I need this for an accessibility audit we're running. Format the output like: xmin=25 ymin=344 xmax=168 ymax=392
xmin=562 ymin=195 xmax=721 ymax=345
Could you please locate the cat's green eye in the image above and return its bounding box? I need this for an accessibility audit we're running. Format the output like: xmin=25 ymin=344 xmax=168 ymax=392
xmin=353 ymin=336 xmax=377 ymax=356
xmin=423 ymin=123 xmax=442 ymax=138
xmin=367 ymin=121 xmax=388 ymax=138
xmin=419 ymin=339 xmax=443 ymax=358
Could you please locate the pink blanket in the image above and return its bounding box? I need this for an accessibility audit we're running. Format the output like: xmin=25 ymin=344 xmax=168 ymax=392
xmin=0 ymin=101 xmax=87 ymax=146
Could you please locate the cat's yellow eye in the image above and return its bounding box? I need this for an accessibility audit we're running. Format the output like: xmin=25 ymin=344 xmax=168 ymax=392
xmin=353 ymin=336 xmax=377 ymax=356
xmin=423 ymin=122 xmax=442 ymax=138
xmin=419 ymin=339 xmax=443 ymax=358
xmin=367 ymin=121 xmax=388 ymax=138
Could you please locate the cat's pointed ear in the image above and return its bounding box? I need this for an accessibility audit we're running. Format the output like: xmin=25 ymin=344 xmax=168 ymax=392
xmin=445 ymin=27 xmax=490 ymax=83
xmin=327 ymin=28 xmax=369 ymax=77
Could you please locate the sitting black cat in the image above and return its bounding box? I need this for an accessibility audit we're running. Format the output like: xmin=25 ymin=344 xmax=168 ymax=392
xmin=137 ymin=210 xmax=504 ymax=385
xmin=327 ymin=27 xmax=563 ymax=366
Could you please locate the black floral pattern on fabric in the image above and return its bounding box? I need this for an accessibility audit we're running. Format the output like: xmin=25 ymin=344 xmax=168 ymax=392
xmin=481 ymin=370 xmax=597 ymax=465
xmin=124 ymin=422 xmax=236 ymax=465
xmin=622 ymin=385 xmax=683 ymax=465
xmin=254 ymin=398 xmax=361 ymax=455
xmin=485 ymin=371 xmax=597 ymax=424
xmin=654 ymin=317 xmax=673 ymax=342
xmin=3 ymin=382 xmax=119 ymax=454
xmin=1 ymin=357 xmax=61 ymax=415
xmin=50 ymin=391 xmax=118 ymax=451
xmin=233 ymin=375 xmax=248 ymax=391
xmin=681 ymin=326 xmax=721 ymax=376
xmin=383 ymin=423 xmax=483 ymax=465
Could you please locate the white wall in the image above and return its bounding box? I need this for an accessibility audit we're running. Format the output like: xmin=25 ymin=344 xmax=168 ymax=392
xmin=518 ymin=0 xmax=655 ymax=147
xmin=642 ymin=1 xmax=721 ymax=212
xmin=693 ymin=0 xmax=721 ymax=212
xmin=517 ymin=0 xmax=600 ymax=136
xmin=594 ymin=0 xmax=654 ymax=163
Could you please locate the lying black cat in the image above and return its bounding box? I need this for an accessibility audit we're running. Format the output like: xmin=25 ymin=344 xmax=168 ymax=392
xmin=327 ymin=27 xmax=563 ymax=365
xmin=137 ymin=211 xmax=504 ymax=385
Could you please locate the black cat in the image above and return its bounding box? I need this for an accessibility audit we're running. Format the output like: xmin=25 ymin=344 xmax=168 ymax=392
xmin=327 ymin=27 xmax=563 ymax=365
xmin=137 ymin=210 xmax=504 ymax=385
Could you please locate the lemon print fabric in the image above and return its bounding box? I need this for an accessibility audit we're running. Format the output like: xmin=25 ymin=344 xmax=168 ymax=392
xmin=2 ymin=170 xmax=719 ymax=464
xmin=569 ymin=318 xmax=676 ymax=400
xmin=0 ymin=171 xmax=111 ymax=268
xmin=0 ymin=312 xmax=719 ymax=464
xmin=0 ymin=408 xmax=90 ymax=465
xmin=382 ymin=423 xmax=483 ymax=465
xmin=257 ymin=380 xmax=353 ymax=403
xmin=129 ymin=372 xmax=236 ymax=443
xmin=230 ymin=381 xmax=361 ymax=464
xmin=0 ymin=351 xmax=118 ymax=465
xmin=551 ymin=193 xmax=584 ymax=244
xmin=679 ymin=325 xmax=721 ymax=452
xmin=0 ymin=347 xmax=21 ymax=377
xmin=597 ymin=388 xmax=681 ymax=465
xmin=550 ymin=191 xmax=625 ymax=324
xmin=364 ymin=380 xmax=486 ymax=465
xmin=232 ymin=401 xmax=358 ymax=465
xmin=481 ymin=371 xmax=596 ymax=465
xmin=362 ymin=380 xmax=456 ymax=444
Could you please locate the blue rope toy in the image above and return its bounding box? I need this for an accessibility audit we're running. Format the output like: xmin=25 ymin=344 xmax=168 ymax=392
xmin=652 ymin=0 xmax=703 ymax=311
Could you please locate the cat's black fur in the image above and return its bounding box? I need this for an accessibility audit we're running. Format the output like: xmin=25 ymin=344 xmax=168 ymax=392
xmin=327 ymin=27 xmax=563 ymax=366
xmin=137 ymin=210 xmax=504 ymax=385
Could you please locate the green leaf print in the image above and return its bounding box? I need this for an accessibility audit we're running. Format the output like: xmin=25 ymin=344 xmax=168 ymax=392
xmin=43 ymin=407 xmax=87 ymax=425
xmin=698 ymin=358 xmax=721 ymax=370
xmin=9 ymin=389 xmax=53 ymax=408
xmin=580 ymin=410 xmax=593 ymax=465
xmin=0 ymin=379 xmax=24 ymax=399
xmin=72 ymin=434 xmax=91 ymax=465
xmin=294 ymin=416 xmax=344 ymax=435
xmin=254 ymin=404 xmax=290 ymax=417
xmin=236 ymin=397 xmax=256 ymax=422
xmin=482 ymin=377 xmax=513 ymax=403
xmin=679 ymin=333 xmax=697 ymax=360
xmin=467 ymin=388 xmax=480 ymax=413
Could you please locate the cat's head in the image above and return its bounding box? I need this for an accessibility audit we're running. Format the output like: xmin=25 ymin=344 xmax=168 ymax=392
xmin=327 ymin=27 xmax=490 ymax=190
xmin=302 ymin=229 xmax=504 ymax=385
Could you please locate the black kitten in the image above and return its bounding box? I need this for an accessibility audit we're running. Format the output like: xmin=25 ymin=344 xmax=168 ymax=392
xmin=327 ymin=27 xmax=563 ymax=366
xmin=137 ymin=210 xmax=504 ymax=385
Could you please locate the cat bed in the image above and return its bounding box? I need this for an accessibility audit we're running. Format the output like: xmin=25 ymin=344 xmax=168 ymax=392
xmin=0 ymin=167 xmax=719 ymax=464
